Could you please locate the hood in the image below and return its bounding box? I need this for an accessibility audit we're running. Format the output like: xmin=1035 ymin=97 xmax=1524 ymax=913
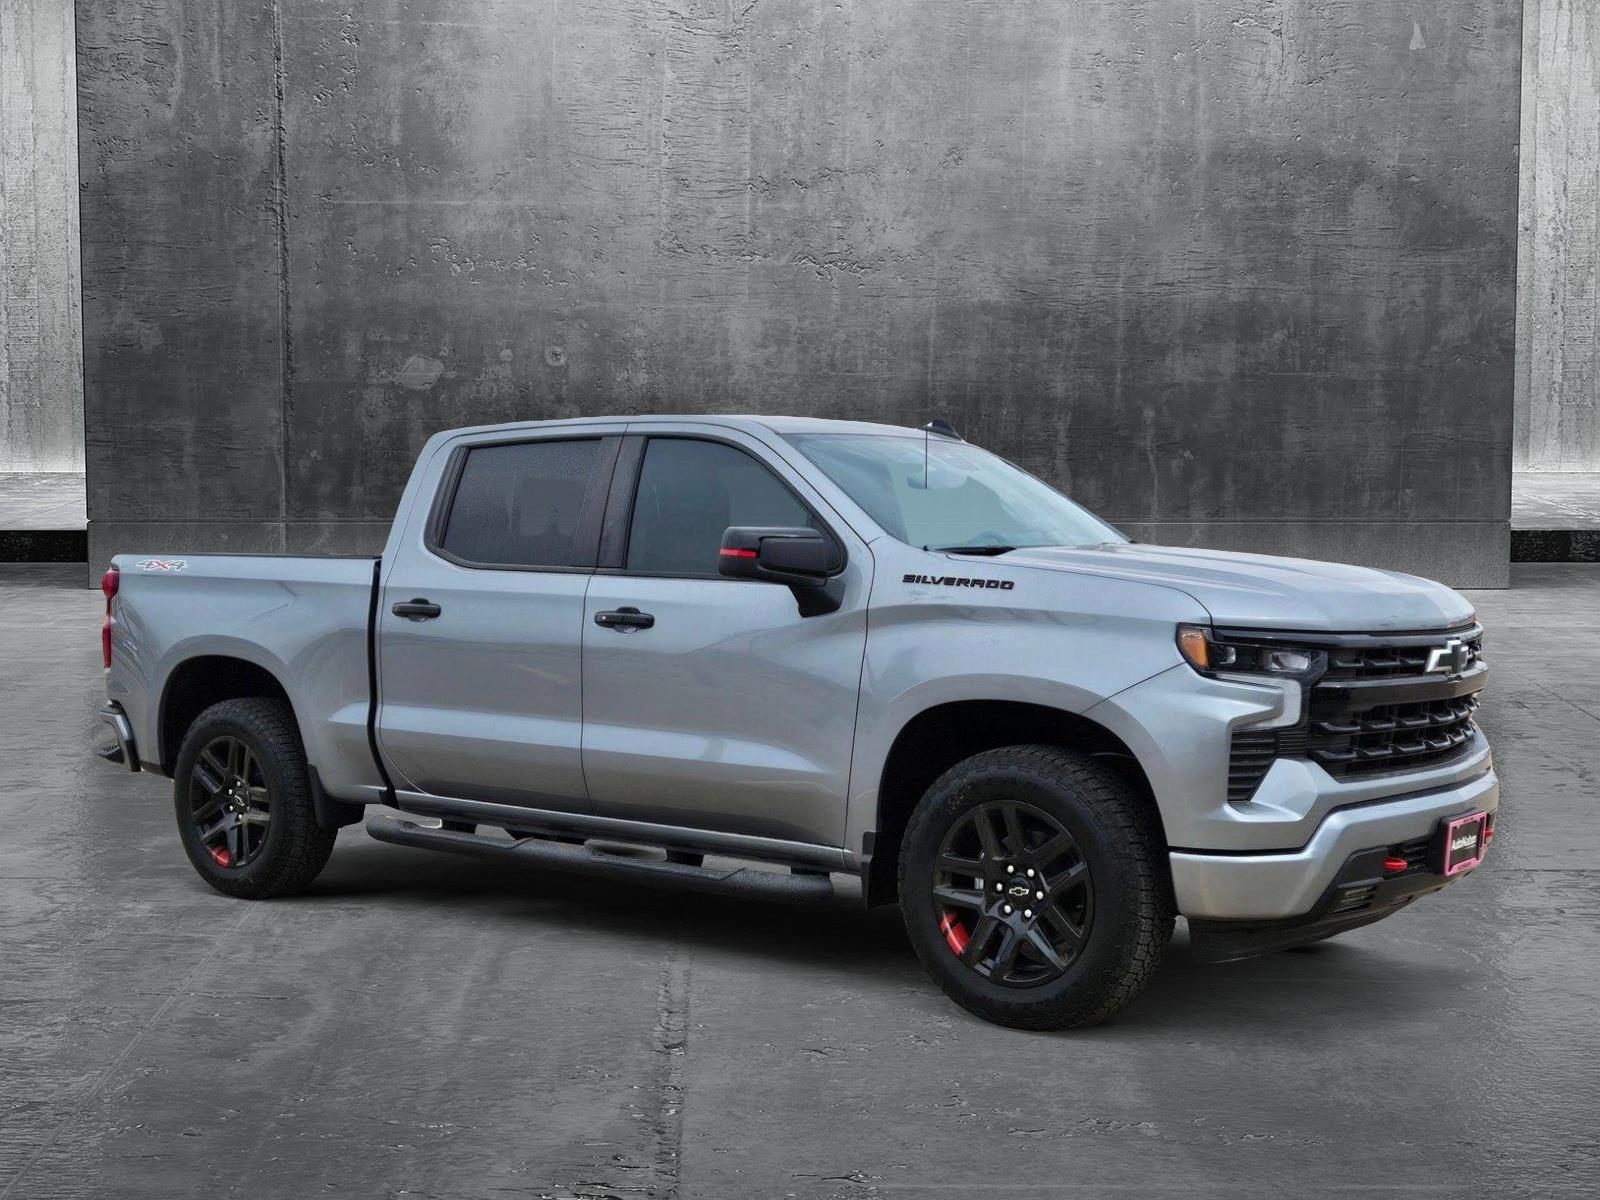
xmin=993 ymin=543 xmax=1475 ymax=633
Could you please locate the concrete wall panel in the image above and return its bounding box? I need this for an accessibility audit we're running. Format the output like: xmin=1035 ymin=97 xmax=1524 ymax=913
xmin=76 ymin=1 xmax=284 ymax=534
xmin=1 ymin=0 xmax=83 ymax=472
xmin=1515 ymin=0 xmax=1600 ymax=472
xmin=82 ymin=1 xmax=1523 ymax=585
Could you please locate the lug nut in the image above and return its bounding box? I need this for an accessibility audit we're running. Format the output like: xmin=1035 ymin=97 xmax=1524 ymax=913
xmin=1003 ymin=904 xmax=1013 ymax=915
xmin=1035 ymin=891 xmax=1044 ymax=901
xmin=1024 ymin=909 xmax=1033 ymax=919
xmin=994 ymin=882 xmax=1003 ymax=892
xmin=1025 ymin=869 xmax=1035 ymax=878
xmin=1006 ymin=865 xmax=1015 ymax=874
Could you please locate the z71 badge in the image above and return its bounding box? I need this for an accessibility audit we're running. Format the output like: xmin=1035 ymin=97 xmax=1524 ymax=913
xmin=136 ymin=558 xmax=188 ymax=572
xmin=904 ymin=573 xmax=1014 ymax=590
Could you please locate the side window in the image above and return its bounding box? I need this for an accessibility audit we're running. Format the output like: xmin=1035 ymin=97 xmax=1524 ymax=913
xmin=439 ymin=439 xmax=604 ymax=568
xmin=626 ymin=439 xmax=817 ymax=575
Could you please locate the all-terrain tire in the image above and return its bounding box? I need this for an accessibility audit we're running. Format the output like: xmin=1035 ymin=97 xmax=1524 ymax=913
xmin=173 ymin=697 xmax=336 ymax=899
xmin=899 ymin=745 xmax=1174 ymax=1030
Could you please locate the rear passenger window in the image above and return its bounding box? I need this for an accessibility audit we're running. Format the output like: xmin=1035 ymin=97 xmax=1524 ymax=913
xmin=626 ymin=439 xmax=817 ymax=575
xmin=440 ymin=439 xmax=602 ymax=568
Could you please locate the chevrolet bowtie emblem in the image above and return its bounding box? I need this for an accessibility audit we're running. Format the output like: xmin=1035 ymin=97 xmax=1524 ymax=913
xmin=1424 ymin=638 xmax=1472 ymax=677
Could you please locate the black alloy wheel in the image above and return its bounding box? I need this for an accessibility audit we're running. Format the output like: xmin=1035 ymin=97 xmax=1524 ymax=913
xmin=899 ymin=745 xmax=1174 ymax=1029
xmin=186 ymin=734 xmax=272 ymax=869
xmin=932 ymin=799 xmax=1092 ymax=986
xmin=172 ymin=697 xmax=337 ymax=898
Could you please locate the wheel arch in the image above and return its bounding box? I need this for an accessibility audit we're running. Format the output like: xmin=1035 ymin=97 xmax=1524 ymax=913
xmin=862 ymin=699 xmax=1169 ymax=908
xmin=158 ymin=653 xmax=299 ymax=776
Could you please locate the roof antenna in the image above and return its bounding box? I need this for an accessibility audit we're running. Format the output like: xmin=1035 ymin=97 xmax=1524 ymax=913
xmin=919 ymin=418 xmax=960 ymax=490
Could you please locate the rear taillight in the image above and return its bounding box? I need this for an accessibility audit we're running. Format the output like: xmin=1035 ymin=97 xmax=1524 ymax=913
xmin=101 ymin=567 xmax=119 ymax=668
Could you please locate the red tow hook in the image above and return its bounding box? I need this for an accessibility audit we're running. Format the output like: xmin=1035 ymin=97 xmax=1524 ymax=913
xmin=939 ymin=912 xmax=969 ymax=956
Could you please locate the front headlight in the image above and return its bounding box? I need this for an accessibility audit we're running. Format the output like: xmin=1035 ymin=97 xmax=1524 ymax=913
xmin=1176 ymin=625 xmax=1325 ymax=680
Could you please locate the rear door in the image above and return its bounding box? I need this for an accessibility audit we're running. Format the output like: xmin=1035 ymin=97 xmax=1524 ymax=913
xmin=376 ymin=430 xmax=620 ymax=809
xmin=580 ymin=428 xmax=871 ymax=846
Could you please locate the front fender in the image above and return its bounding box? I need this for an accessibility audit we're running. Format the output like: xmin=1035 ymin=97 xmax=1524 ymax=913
xmin=844 ymin=546 xmax=1208 ymax=863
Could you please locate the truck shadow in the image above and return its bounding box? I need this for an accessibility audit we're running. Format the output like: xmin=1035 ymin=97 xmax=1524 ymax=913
xmin=302 ymin=834 xmax=1466 ymax=1035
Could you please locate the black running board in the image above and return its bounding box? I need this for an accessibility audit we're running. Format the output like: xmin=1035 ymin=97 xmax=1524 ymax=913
xmin=365 ymin=813 xmax=838 ymax=905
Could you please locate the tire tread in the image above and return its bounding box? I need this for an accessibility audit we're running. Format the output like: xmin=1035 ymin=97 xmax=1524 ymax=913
xmin=174 ymin=697 xmax=336 ymax=899
xmin=899 ymin=744 xmax=1174 ymax=1029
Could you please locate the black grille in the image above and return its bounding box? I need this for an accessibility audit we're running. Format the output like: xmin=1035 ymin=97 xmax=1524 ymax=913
xmin=1227 ymin=727 xmax=1309 ymax=802
xmin=1309 ymin=694 xmax=1479 ymax=775
xmin=1328 ymin=882 xmax=1379 ymax=915
xmin=1224 ymin=627 xmax=1485 ymax=800
xmin=1227 ymin=731 xmax=1277 ymax=803
xmin=1321 ymin=632 xmax=1483 ymax=680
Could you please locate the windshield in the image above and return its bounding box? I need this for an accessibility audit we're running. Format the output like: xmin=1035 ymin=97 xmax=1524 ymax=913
xmin=784 ymin=433 xmax=1125 ymax=551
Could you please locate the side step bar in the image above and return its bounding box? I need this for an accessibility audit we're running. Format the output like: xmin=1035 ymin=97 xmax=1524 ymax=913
xmin=365 ymin=813 xmax=838 ymax=905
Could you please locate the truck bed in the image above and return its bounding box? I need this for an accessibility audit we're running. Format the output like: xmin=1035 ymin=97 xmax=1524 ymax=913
xmin=105 ymin=554 xmax=387 ymax=801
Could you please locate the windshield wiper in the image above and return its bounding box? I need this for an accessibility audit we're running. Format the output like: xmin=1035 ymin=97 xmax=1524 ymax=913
xmin=930 ymin=545 xmax=1019 ymax=556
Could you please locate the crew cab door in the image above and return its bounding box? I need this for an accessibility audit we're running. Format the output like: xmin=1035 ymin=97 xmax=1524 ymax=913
xmin=376 ymin=430 xmax=620 ymax=809
xmin=580 ymin=429 xmax=871 ymax=846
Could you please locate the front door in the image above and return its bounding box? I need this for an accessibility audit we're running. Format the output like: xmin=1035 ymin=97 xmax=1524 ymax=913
xmin=581 ymin=433 xmax=871 ymax=846
xmin=377 ymin=432 xmax=618 ymax=809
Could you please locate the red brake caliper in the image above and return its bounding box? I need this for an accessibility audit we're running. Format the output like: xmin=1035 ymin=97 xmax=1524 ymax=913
xmin=209 ymin=846 xmax=231 ymax=867
xmin=939 ymin=912 xmax=969 ymax=956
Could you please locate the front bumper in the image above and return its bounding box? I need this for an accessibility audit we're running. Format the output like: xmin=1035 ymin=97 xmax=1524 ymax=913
xmin=1185 ymin=826 xmax=1493 ymax=962
xmin=1170 ymin=763 xmax=1497 ymax=920
xmin=1087 ymin=662 xmax=1495 ymax=852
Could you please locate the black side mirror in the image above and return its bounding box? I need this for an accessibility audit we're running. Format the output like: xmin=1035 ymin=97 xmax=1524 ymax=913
xmin=719 ymin=526 xmax=845 ymax=615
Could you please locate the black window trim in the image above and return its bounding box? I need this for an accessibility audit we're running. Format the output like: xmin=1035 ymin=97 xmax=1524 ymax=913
xmin=596 ymin=432 xmax=848 ymax=581
xmin=425 ymin=433 xmax=623 ymax=574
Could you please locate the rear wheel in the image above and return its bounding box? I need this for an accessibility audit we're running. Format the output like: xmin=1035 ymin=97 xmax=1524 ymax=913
xmin=899 ymin=745 xmax=1173 ymax=1030
xmin=173 ymin=698 xmax=336 ymax=899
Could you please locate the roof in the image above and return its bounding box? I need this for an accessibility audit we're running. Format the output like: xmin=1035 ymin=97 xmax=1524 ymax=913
xmin=432 ymin=413 xmax=938 ymax=441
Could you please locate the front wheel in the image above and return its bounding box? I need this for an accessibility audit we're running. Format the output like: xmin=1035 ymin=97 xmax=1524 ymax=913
xmin=173 ymin=697 xmax=336 ymax=899
xmin=899 ymin=745 xmax=1173 ymax=1030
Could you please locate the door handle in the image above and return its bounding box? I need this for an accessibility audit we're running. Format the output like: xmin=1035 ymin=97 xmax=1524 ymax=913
xmin=392 ymin=598 xmax=442 ymax=621
xmin=594 ymin=606 xmax=655 ymax=631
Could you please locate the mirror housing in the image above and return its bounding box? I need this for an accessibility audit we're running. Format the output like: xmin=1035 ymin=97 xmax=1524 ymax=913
xmin=719 ymin=526 xmax=845 ymax=615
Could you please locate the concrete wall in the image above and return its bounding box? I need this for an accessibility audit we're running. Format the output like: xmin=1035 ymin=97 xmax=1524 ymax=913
xmin=1 ymin=0 xmax=83 ymax=473
xmin=78 ymin=1 xmax=1522 ymax=585
xmin=1516 ymin=0 xmax=1599 ymax=473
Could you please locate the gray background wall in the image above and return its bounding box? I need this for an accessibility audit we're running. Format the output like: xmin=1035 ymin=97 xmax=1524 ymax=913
xmin=1 ymin=0 xmax=82 ymax=473
xmin=75 ymin=0 xmax=1523 ymax=585
xmin=1516 ymin=0 xmax=1599 ymax=473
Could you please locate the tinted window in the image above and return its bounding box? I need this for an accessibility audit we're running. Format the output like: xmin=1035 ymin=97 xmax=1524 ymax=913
xmin=441 ymin=439 xmax=602 ymax=567
xmin=626 ymin=439 xmax=816 ymax=575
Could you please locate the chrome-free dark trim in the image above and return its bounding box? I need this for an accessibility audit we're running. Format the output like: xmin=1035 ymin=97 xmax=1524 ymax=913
xmin=1312 ymin=660 xmax=1488 ymax=718
xmin=367 ymin=813 xmax=838 ymax=905
xmin=392 ymin=791 xmax=853 ymax=872
xmin=1210 ymin=622 xmax=1482 ymax=648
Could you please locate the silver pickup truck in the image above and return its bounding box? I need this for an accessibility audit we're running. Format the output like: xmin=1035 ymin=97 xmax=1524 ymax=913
xmin=96 ymin=416 xmax=1496 ymax=1029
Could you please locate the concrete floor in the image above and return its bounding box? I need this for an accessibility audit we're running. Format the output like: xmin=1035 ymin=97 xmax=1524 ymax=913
xmin=1 ymin=563 xmax=1596 ymax=1199
xmin=1513 ymin=473 xmax=1600 ymax=530
xmin=0 ymin=474 xmax=86 ymax=531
